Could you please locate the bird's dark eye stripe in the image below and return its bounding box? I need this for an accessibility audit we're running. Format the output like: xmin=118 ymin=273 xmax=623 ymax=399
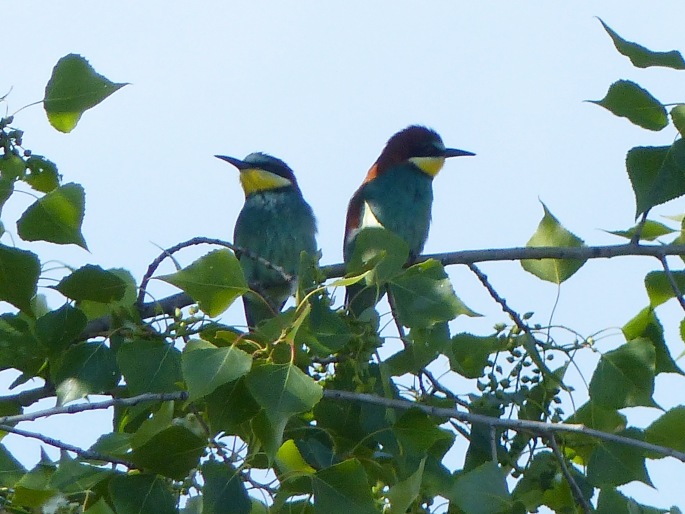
xmin=413 ymin=144 xmax=444 ymax=158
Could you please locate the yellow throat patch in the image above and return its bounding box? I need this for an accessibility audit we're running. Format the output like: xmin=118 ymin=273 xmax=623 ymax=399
xmin=408 ymin=156 xmax=446 ymax=177
xmin=240 ymin=168 xmax=293 ymax=195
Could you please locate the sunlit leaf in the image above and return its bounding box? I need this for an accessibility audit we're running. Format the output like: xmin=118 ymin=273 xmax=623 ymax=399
xmin=182 ymin=339 xmax=252 ymax=401
xmin=24 ymin=156 xmax=60 ymax=193
xmin=671 ymin=105 xmax=685 ymax=138
xmin=605 ymin=220 xmax=675 ymax=241
xmin=17 ymin=183 xmax=87 ymax=248
xmin=158 ymin=249 xmax=248 ymax=317
xmin=521 ymin=202 xmax=586 ymax=283
xmin=387 ymin=458 xmax=425 ymax=514
xmin=44 ymin=54 xmax=127 ymax=133
xmin=622 ymin=307 xmax=683 ymax=375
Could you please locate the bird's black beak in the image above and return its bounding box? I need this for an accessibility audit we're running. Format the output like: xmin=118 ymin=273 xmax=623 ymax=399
xmin=444 ymin=148 xmax=476 ymax=158
xmin=215 ymin=155 xmax=249 ymax=170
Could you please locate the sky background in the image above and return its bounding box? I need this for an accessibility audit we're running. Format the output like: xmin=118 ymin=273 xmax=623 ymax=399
xmin=3 ymin=1 xmax=685 ymax=510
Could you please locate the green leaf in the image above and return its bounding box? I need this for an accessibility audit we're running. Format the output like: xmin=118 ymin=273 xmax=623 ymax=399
xmin=246 ymin=363 xmax=323 ymax=450
xmin=449 ymin=333 xmax=504 ymax=379
xmin=44 ymin=54 xmax=127 ymax=133
xmin=182 ymin=339 xmax=252 ymax=401
xmin=275 ymin=439 xmax=317 ymax=477
xmin=588 ymin=427 xmax=653 ymax=487
xmin=345 ymin=227 xmax=409 ymax=283
xmin=313 ymin=459 xmax=378 ymax=514
xmin=389 ymin=259 xmax=479 ymax=328
xmin=393 ymin=409 xmax=454 ymax=457
xmin=0 ymin=314 xmax=44 ymax=374
xmin=672 ymin=105 xmax=685 ymax=137
xmin=644 ymin=406 xmax=685 ymax=457
xmin=109 ymin=474 xmax=176 ymax=514
xmin=51 ymin=453 xmax=113 ymax=493
xmin=598 ymin=19 xmax=685 ymax=70
xmin=386 ymin=323 xmax=451 ymax=376
xmin=0 ymin=154 xmax=25 ymax=180
xmin=303 ymin=297 xmax=353 ymax=355
xmin=206 ymin=378 xmax=260 ymax=435
xmin=512 ymin=451 xmax=591 ymax=512
xmin=0 ymin=443 xmax=26 ymax=487
xmin=644 ymin=270 xmax=685 ymax=308
xmin=17 ymin=182 xmax=87 ymax=248
xmin=448 ymin=461 xmax=512 ymax=514
xmin=158 ymin=249 xmax=248 ymax=317
xmin=116 ymin=339 xmax=182 ymax=395
xmin=77 ymin=268 xmax=138 ymax=319
xmin=130 ymin=425 xmax=206 ymax=480
xmin=55 ymin=264 xmax=126 ymax=303
xmin=590 ymin=80 xmax=667 ymax=131
xmin=622 ymin=307 xmax=683 ymax=375
xmin=35 ymin=305 xmax=87 ymax=353
xmin=627 ymin=141 xmax=685 ymax=216
xmin=589 ymin=341 xmax=656 ymax=409
xmin=84 ymin=498 xmax=116 ymax=514
xmin=0 ymin=244 xmax=40 ymax=313
xmin=564 ymin=401 xmax=627 ymax=462
xmin=596 ymin=488 xmax=667 ymax=514
xmin=606 ymin=220 xmax=675 ymax=241
xmin=387 ymin=458 xmax=425 ymax=514
xmin=521 ymin=202 xmax=586 ymax=283
xmin=202 ymin=460 xmax=251 ymax=514
xmin=24 ymin=155 xmax=60 ymax=193
xmin=13 ymin=458 xmax=57 ymax=508
xmin=52 ymin=342 xmax=120 ymax=404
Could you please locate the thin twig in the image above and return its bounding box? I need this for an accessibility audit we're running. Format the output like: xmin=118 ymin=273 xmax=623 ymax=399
xmin=323 ymin=389 xmax=685 ymax=462
xmin=546 ymin=432 xmax=592 ymax=514
xmin=657 ymin=255 xmax=685 ymax=312
xmin=0 ymin=424 xmax=135 ymax=468
xmin=467 ymin=263 xmax=555 ymax=381
xmin=489 ymin=426 xmax=498 ymax=462
xmin=385 ymin=285 xmax=409 ymax=347
xmin=421 ymin=369 xmax=470 ymax=409
xmin=0 ymin=391 xmax=188 ymax=425
xmin=630 ymin=212 xmax=649 ymax=245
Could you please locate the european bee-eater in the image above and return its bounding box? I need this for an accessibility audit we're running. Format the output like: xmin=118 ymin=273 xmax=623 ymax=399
xmin=343 ymin=125 xmax=474 ymax=314
xmin=216 ymin=152 xmax=317 ymax=329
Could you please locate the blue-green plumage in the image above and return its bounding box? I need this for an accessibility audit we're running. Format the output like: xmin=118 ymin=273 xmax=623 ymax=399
xmin=343 ymin=126 xmax=473 ymax=315
xmin=216 ymin=152 xmax=317 ymax=328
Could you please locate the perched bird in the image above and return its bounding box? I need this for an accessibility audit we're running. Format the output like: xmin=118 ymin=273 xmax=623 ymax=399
xmin=216 ymin=152 xmax=317 ymax=329
xmin=343 ymin=125 xmax=474 ymax=314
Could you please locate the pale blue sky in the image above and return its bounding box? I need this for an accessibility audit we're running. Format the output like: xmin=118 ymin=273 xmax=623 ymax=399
xmin=4 ymin=2 xmax=685 ymax=510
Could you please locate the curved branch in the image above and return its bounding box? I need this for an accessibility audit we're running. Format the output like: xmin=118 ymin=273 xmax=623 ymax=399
xmin=323 ymin=389 xmax=685 ymax=462
xmin=136 ymin=237 xmax=293 ymax=307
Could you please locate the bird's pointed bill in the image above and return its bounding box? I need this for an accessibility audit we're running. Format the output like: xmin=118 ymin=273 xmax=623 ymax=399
xmin=444 ymin=148 xmax=476 ymax=158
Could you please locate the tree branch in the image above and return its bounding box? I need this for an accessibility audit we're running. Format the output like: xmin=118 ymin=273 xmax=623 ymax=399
xmin=0 ymin=424 xmax=136 ymax=468
xmin=81 ymin=243 xmax=685 ymax=340
xmin=0 ymin=392 xmax=188 ymax=425
xmin=323 ymin=389 xmax=685 ymax=462
xmin=657 ymin=255 xmax=685 ymax=312
xmin=546 ymin=432 xmax=592 ymax=514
